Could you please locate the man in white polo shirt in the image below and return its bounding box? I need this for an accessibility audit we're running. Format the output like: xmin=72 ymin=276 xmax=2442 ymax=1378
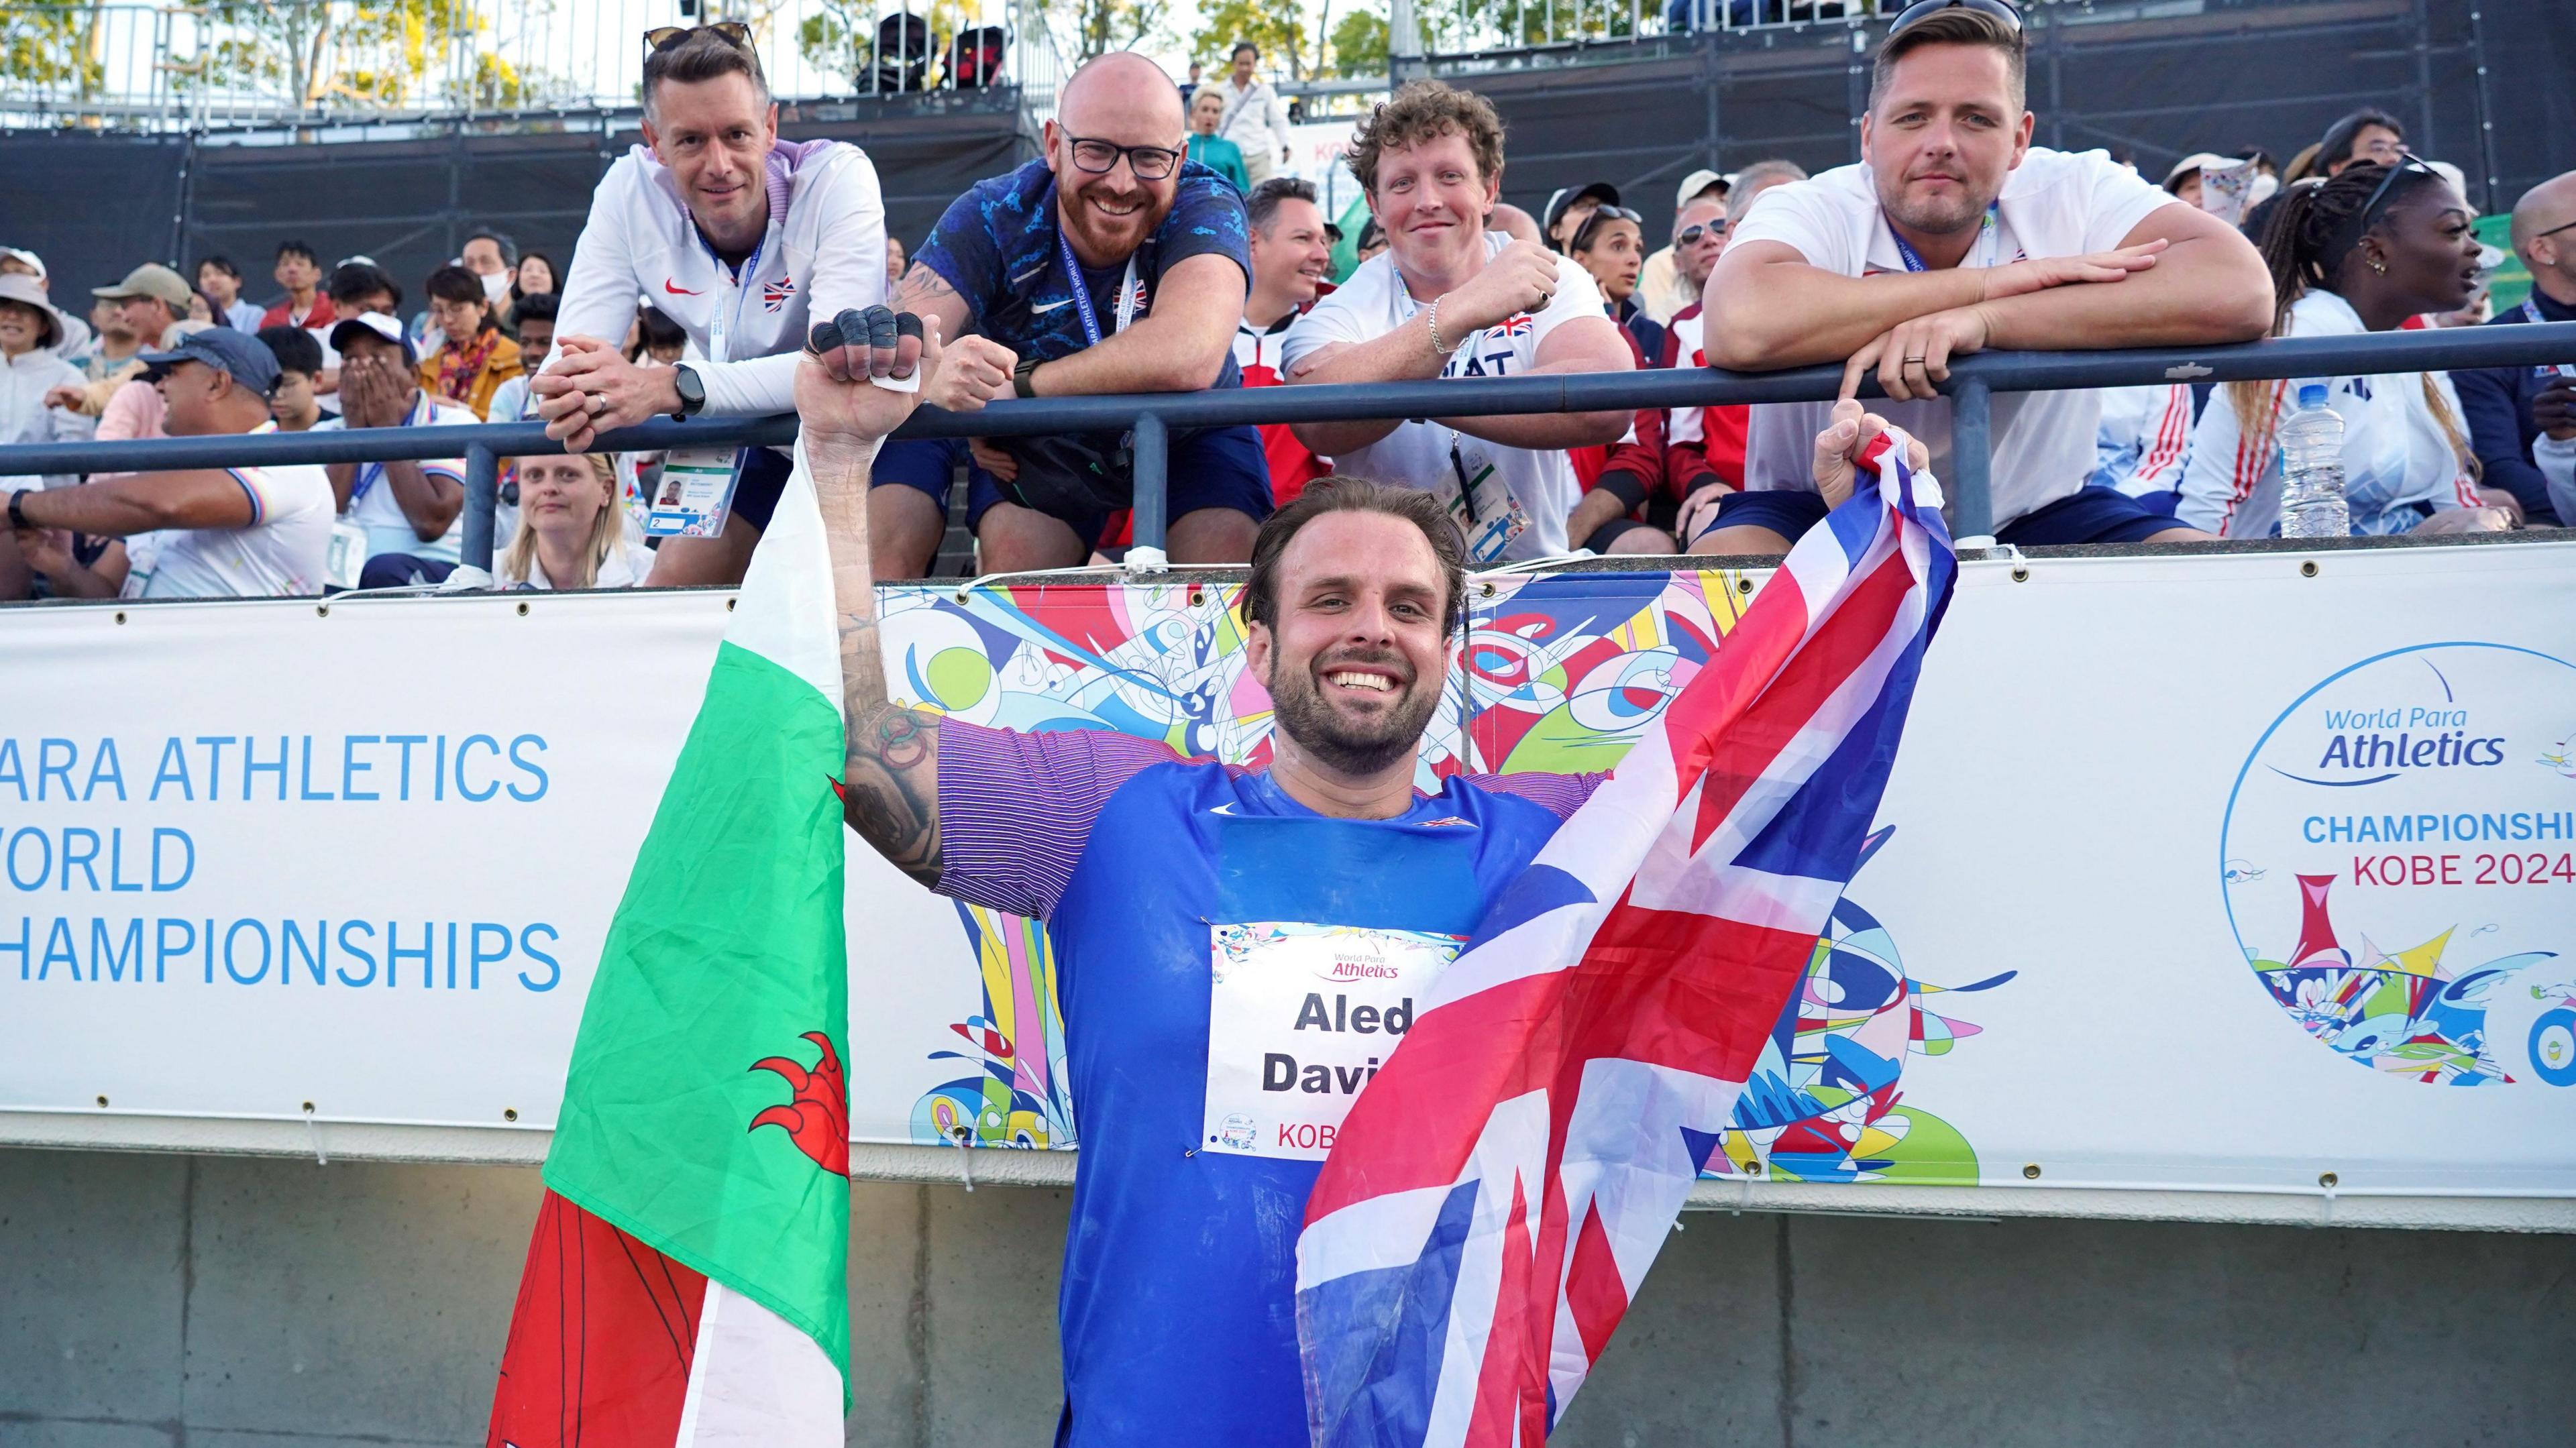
xmin=311 ymin=311 xmax=480 ymax=588
xmin=537 ymin=22 xmax=887 ymax=585
xmin=1693 ymin=0 xmax=2271 ymax=553
xmin=1281 ymin=80 xmax=1634 ymax=563
xmin=5 ymin=329 xmax=333 ymax=599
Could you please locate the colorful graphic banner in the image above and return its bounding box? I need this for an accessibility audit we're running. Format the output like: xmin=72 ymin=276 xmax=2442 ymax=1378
xmin=4 ymin=543 xmax=2573 ymax=1202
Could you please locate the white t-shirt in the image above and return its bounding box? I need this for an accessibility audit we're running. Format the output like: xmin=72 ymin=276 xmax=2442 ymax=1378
xmin=553 ymin=140 xmax=886 ymax=417
xmin=500 ymin=533 xmax=657 ymax=590
xmin=1729 ymin=148 xmax=2174 ymax=527
xmin=2177 ymin=290 xmax=2481 ymax=538
xmin=310 ymin=391 xmax=481 ymax=562
xmin=131 ymin=425 xmax=335 ymax=599
xmin=1280 ymin=233 xmax=1610 ymax=560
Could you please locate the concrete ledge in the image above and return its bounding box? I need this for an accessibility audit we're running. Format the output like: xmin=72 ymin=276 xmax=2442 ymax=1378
xmin=12 ymin=1115 xmax=2570 ymax=1234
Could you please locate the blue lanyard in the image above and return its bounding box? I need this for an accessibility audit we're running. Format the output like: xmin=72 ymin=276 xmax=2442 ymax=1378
xmin=350 ymin=392 xmax=423 ymax=503
xmin=1055 ymin=225 xmax=1140 ymax=348
xmin=1888 ymin=203 xmax=1999 ymax=273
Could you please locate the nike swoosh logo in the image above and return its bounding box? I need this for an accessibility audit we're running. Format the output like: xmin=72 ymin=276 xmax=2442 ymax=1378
xmin=1030 ymin=297 xmax=1073 ymax=313
xmin=663 ymin=278 xmax=704 ymax=296
xmin=1209 ymin=802 xmax=1242 ymax=816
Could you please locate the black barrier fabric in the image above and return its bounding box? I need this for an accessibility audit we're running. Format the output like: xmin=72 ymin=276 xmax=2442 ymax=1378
xmin=0 ymin=133 xmax=189 ymax=303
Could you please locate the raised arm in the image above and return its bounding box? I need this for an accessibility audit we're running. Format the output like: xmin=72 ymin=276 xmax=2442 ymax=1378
xmin=799 ymin=307 xmax=948 ymax=884
xmin=1022 ymin=252 xmax=1244 ymax=396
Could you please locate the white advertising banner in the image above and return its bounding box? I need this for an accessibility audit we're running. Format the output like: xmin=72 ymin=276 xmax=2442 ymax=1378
xmin=4 ymin=541 xmax=2573 ymax=1209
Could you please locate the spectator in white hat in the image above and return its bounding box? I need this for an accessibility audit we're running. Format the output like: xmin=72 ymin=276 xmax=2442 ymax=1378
xmin=0 ymin=274 xmax=95 ymax=495
xmin=0 ymin=248 xmax=92 ymax=364
xmin=1639 ymin=168 xmax=1730 ymax=322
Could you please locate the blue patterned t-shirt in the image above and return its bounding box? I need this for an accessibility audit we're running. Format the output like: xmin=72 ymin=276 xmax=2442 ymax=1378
xmin=916 ymin=157 xmax=1250 ymax=387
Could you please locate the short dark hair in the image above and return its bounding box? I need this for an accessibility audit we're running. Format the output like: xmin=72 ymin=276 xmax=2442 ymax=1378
xmin=257 ymin=323 xmax=323 ymax=377
xmin=197 ymin=255 xmax=241 ymax=281
xmin=1348 ymin=80 xmax=1507 ymax=197
xmin=1243 ymin=478 xmax=1468 ymax=639
xmin=1246 ymin=176 xmax=1319 ymax=235
xmin=1872 ymin=5 xmax=2027 ymax=111
xmin=326 ymin=261 xmax=401 ymax=309
xmin=463 ymin=230 xmax=515 ymax=266
xmin=2318 ymin=107 xmax=2404 ymax=168
xmin=512 ymin=290 xmax=560 ymax=325
xmin=632 ymin=303 xmax=686 ymax=357
xmin=1231 ymin=41 xmax=1258 ymax=60
xmin=643 ymin=25 xmax=768 ymax=120
xmin=425 ymin=264 xmax=493 ymax=317
xmin=275 ymin=239 xmax=317 ymax=266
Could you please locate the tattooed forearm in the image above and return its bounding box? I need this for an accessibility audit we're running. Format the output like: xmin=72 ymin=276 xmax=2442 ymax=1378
xmin=814 ymin=438 xmax=943 ymax=885
xmin=890 ymin=263 xmax=961 ymax=316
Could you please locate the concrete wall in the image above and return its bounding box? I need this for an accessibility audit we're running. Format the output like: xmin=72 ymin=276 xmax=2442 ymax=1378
xmin=5 ymin=1148 xmax=2572 ymax=1447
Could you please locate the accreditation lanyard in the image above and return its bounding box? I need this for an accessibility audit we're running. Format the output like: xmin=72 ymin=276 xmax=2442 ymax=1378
xmin=1057 ymin=226 xmax=1142 ymax=347
xmin=1887 ymin=202 xmax=2002 ymax=273
xmin=702 ymin=227 xmax=767 ymax=366
xmin=348 ymin=393 xmax=426 ymax=504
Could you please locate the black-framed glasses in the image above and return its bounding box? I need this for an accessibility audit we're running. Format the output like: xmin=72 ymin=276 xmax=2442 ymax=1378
xmin=643 ymin=21 xmax=752 ymax=62
xmin=2532 ymin=219 xmax=2576 ymax=245
xmin=1885 ymin=0 xmax=2024 ymax=38
xmin=1570 ymin=205 xmax=1643 ymax=252
xmin=1063 ymin=134 xmax=1185 ymax=182
xmin=1676 ymin=219 xmax=1729 ymax=247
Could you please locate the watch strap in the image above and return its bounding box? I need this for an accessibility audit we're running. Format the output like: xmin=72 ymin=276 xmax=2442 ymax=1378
xmin=1012 ymin=357 xmax=1040 ymax=400
xmin=6 ymin=489 xmax=31 ymax=531
xmin=672 ymin=364 xmax=704 ymax=420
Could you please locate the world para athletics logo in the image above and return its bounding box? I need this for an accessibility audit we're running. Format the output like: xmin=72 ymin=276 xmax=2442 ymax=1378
xmin=2220 ymin=643 xmax=2576 ymax=1087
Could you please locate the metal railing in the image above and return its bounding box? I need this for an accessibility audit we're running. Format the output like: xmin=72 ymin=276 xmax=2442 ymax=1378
xmin=5 ymin=324 xmax=2573 ymax=578
xmin=0 ymin=0 xmax=1067 ymax=131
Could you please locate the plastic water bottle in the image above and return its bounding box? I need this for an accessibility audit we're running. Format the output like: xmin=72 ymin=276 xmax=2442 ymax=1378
xmin=2275 ymin=383 xmax=2351 ymax=539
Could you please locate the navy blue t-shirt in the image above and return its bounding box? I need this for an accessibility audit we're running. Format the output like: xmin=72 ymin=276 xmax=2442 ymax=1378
xmin=916 ymin=157 xmax=1250 ymax=387
xmin=935 ymin=721 xmax=1600 ymax=1447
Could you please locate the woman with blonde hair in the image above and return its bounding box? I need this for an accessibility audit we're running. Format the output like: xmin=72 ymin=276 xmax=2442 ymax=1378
xmin=496 ymin=451 xmax=657 ymax=590
xmin=2180 ymin=159 xmax=2518 ymax=538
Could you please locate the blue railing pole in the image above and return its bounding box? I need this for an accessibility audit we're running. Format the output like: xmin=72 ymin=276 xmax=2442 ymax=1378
xmin=1130 ymin=412 xmax=1170 ymax=569
xmin=1949 ymin=377 xmax=1993 ymax=539
xmin=462 ymin=443 xmax=499 ymax=575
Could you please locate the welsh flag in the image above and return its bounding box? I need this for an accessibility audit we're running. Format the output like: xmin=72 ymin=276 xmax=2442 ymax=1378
xmin=487 ymin=443 xmax=851 ymax=1447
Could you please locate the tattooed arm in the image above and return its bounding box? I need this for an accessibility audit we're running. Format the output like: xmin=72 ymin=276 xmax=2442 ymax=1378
xmin=798 ymin=307 xmax=947 ymax=885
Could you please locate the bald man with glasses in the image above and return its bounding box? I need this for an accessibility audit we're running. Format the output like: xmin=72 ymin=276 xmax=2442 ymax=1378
xmin=2455 ymin=169 xmax=2576 ymax=527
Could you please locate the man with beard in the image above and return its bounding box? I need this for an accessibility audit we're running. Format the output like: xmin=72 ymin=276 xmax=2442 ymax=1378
xmin=794 ymin=299 xmax=1927 ymax=1445
xmin=1697 ymin=0 xmax=2269 ymax=553
xmin=865 ymin=50 xmax=1266 ymax=578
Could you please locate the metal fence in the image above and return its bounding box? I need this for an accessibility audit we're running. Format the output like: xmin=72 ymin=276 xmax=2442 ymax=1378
xmin=4 ymin=324 xmax=2574 ymax=581
xmin=0 ymin=0 xmax=1067 ymax=129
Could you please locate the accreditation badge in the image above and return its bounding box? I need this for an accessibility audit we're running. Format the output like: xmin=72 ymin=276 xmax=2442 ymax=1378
xmin=641 ymin=447 xmax=741 ymax=539
xmin=1202 ymin=922 xmax=1466 ymax=1162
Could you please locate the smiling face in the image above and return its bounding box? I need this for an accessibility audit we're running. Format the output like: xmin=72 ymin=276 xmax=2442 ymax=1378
xmin=1247 ymin=510 xmax=1453 ymax=777
xmin=1370 ymin=129 xmax=1497 ymax=278
xmin=2359 ymin=176 xmax=2483 ymax=317
xmin=1046 ymin=54 xmax=1186 ymax=266
xmin=642 ymin=71 xmax=780 ymax=252
xmin=154 ymin=359 xmax=228 ymax=435
xmin=1251 ymin=194 xmax=1333 ymax=305
xmin=1573 ymin=215 xmax=1644 ymax=302
xmin=516 ymin=454 xmax=612 ymax=544
xmin=1862 ymin=41 xmax=2033 ymax=239
xmin=0 ymin=299 xmax=44 ymax=355
xmin=117 ymin=294 xmax=175 ymax=344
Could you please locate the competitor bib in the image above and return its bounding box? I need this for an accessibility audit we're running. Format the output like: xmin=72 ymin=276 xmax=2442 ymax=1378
xmin=1202 ymin=921 xmax=1464 ymax=1161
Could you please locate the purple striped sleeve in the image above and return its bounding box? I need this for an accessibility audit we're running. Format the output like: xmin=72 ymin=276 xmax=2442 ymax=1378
xmin=1457 ymin=770 xmax=1609 ymax=822
xmin=934 ymin=719 xmax=1186 ymax=922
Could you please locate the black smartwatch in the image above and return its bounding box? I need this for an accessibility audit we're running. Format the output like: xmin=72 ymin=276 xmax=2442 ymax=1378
xmin=671 ymin=363 xmax=706 ymax=419
xmin=1012 ymin=356 xmax=1041 ymax=399
xmin=6 ymin=489 xmax=31 ymax=531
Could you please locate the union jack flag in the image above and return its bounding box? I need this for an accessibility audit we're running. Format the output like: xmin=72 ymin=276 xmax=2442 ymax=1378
xmin=1495 ymin=313 xmax=1535 ymax=340
xmin=1295 ymin=435 xmax=1954 ymax=1447
xmin=761 ymin=276 xmax=798 ymax=312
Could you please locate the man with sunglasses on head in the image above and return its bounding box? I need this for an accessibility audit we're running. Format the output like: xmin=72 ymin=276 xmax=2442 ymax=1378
xmin=537 ymin=22 xmax=887 ymax=586
xmin=865 ymin=50 xmax=1265 ymax=578
xmin=1694 ymin=0 xmax=2271 ymax=556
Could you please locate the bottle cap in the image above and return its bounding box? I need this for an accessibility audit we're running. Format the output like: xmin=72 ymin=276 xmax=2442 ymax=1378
xmin=2298 ymin=382 xmax=2328 ymax=408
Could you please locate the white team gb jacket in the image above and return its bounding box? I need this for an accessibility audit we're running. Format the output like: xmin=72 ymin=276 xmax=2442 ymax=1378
xmin=551 ymin=137 xmax=888 ymax=416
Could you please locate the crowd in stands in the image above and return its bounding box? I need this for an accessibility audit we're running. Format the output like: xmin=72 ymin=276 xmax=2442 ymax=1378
xmin=4 ymin=0 xmax=2571 ymax=607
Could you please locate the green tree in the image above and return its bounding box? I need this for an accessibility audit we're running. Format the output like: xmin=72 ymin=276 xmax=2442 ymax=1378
xmin=1191 ymin=0 xmax=1307 ymax=80
xmin=1040 ymin=0 xmax=1172 ymax=62
xmin=1326 ymin=9 xmax=1387 ymax=77
xmin=0 ymin=3 xmax=105 ymax=97
xmin=166 ymin=0 xmax=484 ymax=109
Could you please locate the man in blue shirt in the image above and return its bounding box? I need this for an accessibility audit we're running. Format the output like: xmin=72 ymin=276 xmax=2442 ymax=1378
xmin=869 ymin=50 xmax=1271 ymax=577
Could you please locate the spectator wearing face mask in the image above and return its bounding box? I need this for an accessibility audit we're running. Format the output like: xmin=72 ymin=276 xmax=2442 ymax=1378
xmin=7 ymin=328 xmax=333 ymax=600
xmin=494 ymin=453 xmax=657 ymax=590
xmin=2179 ymin=162 xmax=2514 ymax=538
xmin=418 ymin=264 xmax=526 ymax=419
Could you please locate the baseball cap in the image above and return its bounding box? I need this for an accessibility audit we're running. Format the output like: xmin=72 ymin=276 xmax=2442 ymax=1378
xmin=1543 ymin=182 xmax=1622 ymax=239
xmin=0 ymin=246 xmax=44 ymax=279
xmin=329 ymin=309 xmax=417 ymax=364
xmin=137 ymin=325 xmax=282 ymax=398
xmin=1675 ymin=168 xmax=1729 ymax=208
xmin=0 ymin=273 xmax=65 ymax=349
xmin=2162 ymin=152 xmax=2235 ymax=191
xmin=92 ymin=262 xmax=194 ymax=309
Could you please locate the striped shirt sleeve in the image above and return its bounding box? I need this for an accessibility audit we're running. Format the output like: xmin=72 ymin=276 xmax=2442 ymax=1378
xmin=934 ymin=719 xmax=1185 ymax=922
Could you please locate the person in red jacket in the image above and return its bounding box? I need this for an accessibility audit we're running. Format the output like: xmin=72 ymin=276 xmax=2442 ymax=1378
xmin=1234 ymin=176 xmax=1334 ymax=504
xmin=1563 ymin=325 xmax=1680 ymax=553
